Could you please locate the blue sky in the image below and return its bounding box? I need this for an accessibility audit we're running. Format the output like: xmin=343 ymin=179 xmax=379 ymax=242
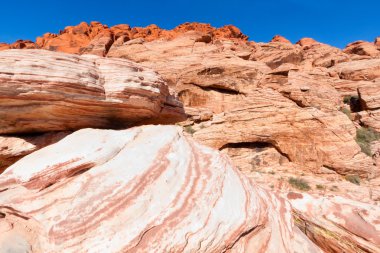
xmin=0 ymin=0 xmax=379 ymax=48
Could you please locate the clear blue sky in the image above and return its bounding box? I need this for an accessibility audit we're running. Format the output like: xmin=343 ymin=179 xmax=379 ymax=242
xmin=0 ymin=0 xmax=379 ymax=48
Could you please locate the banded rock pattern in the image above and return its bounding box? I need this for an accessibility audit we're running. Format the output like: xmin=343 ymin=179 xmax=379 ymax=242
xmin=0 ymin=49 xmax=185 ymax=134
xmin=0 ymin=126 xmax=321 ymax=253
xmin=287 ymin=192 xmax=380 ymax=253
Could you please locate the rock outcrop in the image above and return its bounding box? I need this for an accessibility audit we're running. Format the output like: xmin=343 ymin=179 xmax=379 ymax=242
xmin=270 ymin=35 xmax=292 ymax=44
xmin=0 ymin=126 xmax=321 ymax=253
xmin=287 ymin=192 xmax=380 ymax=253
xmin=2 ymin=21 xmax=380 ymax=252
xmin=0 ymin=49 xmax=185 ymax=134
xmin=344 ymin=40 xmax=380 ymax=58
xmin=0 ymin=132 xmax=69 ymax=173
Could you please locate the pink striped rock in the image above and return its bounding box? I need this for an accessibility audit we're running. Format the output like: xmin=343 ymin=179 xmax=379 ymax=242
xmin=0 ymin=125 xmax=320 ymax=253
xmin=287 ymin=192 xmax=380 ymax=253
xmin=0 ymin=50 xmax=185 ymax=134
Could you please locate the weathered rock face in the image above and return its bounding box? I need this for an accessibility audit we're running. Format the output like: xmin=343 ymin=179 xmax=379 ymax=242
xmin=287 ymin=192 xmax=380 ymax=253
xmin=1 ymin=21 xmax=248 ymax=56
xmin=107 ymin=32 xmax=377 ymax=177
xmin=0 ymin=132 xmax=69 ymax=173
xmin=344 ymin=40 xmax=380 ymax=58
xmin=296 ymin=38 xmax=318 ymax=47
xmin=270 ymin=35 xmax=292 ymax=44
xmin=0 ymin=125 xmax=321 ymax=253
xmin=331 ymin=58 xmax=380 ymax=81
xmin=0 ymin=49 xmax=185 ymax=134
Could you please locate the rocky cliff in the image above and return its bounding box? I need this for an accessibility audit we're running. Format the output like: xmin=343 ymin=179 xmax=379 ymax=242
xmin=1 ymin=21 xmax=380 ymax=252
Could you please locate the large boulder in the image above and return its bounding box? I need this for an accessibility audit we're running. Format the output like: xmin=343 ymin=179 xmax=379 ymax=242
xmin=0 ymin=125 xmax=321 ymax=252
xmin=0 ymin=49 xmax=185 ymax=134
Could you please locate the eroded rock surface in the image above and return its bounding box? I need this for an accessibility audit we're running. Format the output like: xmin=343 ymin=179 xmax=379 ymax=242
xmin=0 ymin=49 xmax=185 ymax=134
xmin=0 ymin=126 xmax=321 ymax=253
xmin=287 ymin=192 xmax=380 ymax=253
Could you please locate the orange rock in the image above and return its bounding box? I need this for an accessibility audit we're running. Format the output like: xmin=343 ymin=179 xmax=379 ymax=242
xmin=344 ymin=40 xmax=380 ymax=57
xmin=270 ymin=35 xmax=292 ymax=44
xmin=375 ymin=37 xmax=380 ymax=47
xmin=296 ymin=37 xmax=318 ymax=47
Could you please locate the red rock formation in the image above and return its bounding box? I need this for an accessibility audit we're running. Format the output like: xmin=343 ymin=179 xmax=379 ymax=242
xmin=0 ymin=21 xmax=248 ymax=56
xmin=0 ymin=126 xmax=322 ymax=252
xmin=270 ymin=35 xmax=292 ymax=44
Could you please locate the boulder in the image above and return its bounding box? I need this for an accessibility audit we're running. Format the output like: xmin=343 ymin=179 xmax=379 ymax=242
xmin=0 ymin=49 xmax=185 ymax=134
xmin=0 ymin=125 xmax=321 ymax=252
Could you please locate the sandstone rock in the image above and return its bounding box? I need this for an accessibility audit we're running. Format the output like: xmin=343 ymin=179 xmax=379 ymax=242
xmin=332 ymin=59 xmax=380 ymax=81
xmin=270 ymin=35 xmax=292 ymax=44
xmin=36 ymin=21 xmax=110 ymax=54
xmin=192 ymin=102 xmax=375 ymax=177
xmin=0 ymin=40 xmax=38 ymax=51
xmin=250 ymin=42 xmax=303 ymax=69
xmin=287 ymin=192 xmax=380 ymax=253
xmin=8 ymin=21 xmax=249 ymax=56
xmin=301 ymin=43 xmax=350 ymax=68
xmin=0 ymin=43 xmax=10 ymax=51
xmin=107 ymin=33 xmax=377 ymax=177
xmin=375 ymin=37 xmax=380 ymax=47
xmin=344 ymin=40 xmax=380 ymax=58
xmin=0 ymin=126 xmax=321 ymax=252
xmin=0 ymin=50 xmax=185 ymax=134
xmin=357 ymin=82 xmax=380 ymax=131
xmin=296 ymin=38 xmax=318 ymax=47
xmin=0 ymin=132 xmax=69 ymax=173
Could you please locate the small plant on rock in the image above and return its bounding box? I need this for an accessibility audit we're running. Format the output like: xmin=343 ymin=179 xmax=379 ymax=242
xmin=184 ymin=125 xmax=196 ymax=135
xmin=355 ymin=127 xmax=380 ymax=156
xmin=288 ymin=177 xmax=311 ymax=191
xmin=316 ymin=184 xmax=325 ymax=190
xmin=345 ymin=174 xmax=360 ymax=185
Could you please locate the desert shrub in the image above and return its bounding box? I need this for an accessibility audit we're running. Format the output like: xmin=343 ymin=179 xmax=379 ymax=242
xmin=356 ymin=127 xmax=380 ymax=156
xmin=343 ymin=95 xmax=357 ymax=104
xmin=288 ymin=177 xmax=311 ymax=191
xmin=330 ymin=185 xmax=339 ymax=191
xmin=316 ymin=184 xmax=325 ymax=190
xmin=345 ymin=174 xmax=360 ymax=185
xmin=184 ymin=125 xmax=196 ymax=135
xmin=340 ymin=107 xmax=352 ymax=120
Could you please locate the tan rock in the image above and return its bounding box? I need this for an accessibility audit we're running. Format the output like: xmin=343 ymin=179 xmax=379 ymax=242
xmin=0 ymin=49 xmax=185 ymax=134
xmin=296 ymin=38 xmax=318 ymax=47
xmin=344 ymin=40 xmax=380 ymax=58
xmin=375 ymin=37 xmax=380 ymax=47
xmin=250 ymin=42 xmax=303 ymax=69
xmin=332 ymin=59 xmax=380 ymax=81
xmin=0 ymin=126 xmax=321 ymax=253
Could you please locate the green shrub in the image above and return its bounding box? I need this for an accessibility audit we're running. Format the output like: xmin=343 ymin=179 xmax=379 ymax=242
xmin=288 ymin=177 xmax=311 ymax=191
xmin=345 ymin=174 xmax=360 ymax=185
xmin=340 ymin=108 xmax=352 ymax=120
xmin=356 ymin=127 xmax=380 ymax=156
xmin=316 ymin=184 xmax=325 ymax=190
xmin=343 ymin=95 xmax=358 ymax=104
xmin=184 ymin=125 xmax=196 ymax=135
